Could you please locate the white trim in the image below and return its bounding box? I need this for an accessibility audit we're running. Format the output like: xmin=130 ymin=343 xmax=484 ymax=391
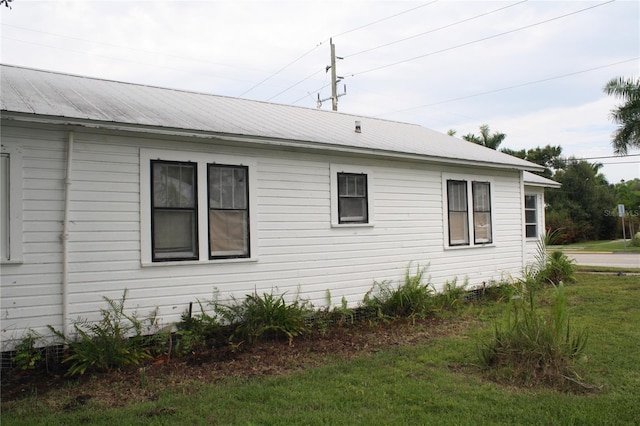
xmin=140 ymin=148 xmax=258 ymax=266
xmin=441 ymin=172 xmax=495 ymax=250
xmin=330 ymin=164 xmax=375 ymax=228
xmin=0 ymin=144 xmax=24 ymax=263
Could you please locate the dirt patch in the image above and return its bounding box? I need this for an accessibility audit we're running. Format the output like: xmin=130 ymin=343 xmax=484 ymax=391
xmin=1 ymin=317 xmax=470 ymax=410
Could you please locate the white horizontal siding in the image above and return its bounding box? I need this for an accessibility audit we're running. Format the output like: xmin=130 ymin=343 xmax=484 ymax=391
xmin=1 ymin=123 xmax=531 ymax=350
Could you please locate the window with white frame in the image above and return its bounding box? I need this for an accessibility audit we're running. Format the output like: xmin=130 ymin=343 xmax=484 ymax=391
xmin=1 ymin=147 xmax=23 ymax=263
xmin=330 ymin=164 xmax=374 ymax=227
xmin=445 ymin=178 xmax=493 ymax=247
xmin=525 ymin=194 xmax=538 ymax=238
xmin=1 ymin=153 xmax=9 ymax=261
xmin=141 ymin=149 xmax=256 ymax=265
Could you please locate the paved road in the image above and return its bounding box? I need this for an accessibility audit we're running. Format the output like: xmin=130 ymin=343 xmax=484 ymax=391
xmin=566 ymin=253 xmax=640 ymax=268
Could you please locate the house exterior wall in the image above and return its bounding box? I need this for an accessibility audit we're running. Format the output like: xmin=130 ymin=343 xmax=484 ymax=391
xmin=1 ymin=122 xmax=533 ymax=349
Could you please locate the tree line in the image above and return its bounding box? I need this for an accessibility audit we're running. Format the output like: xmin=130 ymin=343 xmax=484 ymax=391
xmin=449 ymin=77 xmax=639 ymax=243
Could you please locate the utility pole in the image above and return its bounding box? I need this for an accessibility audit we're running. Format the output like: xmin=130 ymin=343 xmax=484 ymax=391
xmin=318 ymin=38 xmax=346 ymax=111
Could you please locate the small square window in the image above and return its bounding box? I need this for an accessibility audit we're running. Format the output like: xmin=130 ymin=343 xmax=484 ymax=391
xmin=525 ymin=195 xmax=538 ymax=238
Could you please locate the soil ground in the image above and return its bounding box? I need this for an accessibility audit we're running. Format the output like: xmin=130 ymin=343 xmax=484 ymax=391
xmin=1 ymin=317 xmax=469 ymax=410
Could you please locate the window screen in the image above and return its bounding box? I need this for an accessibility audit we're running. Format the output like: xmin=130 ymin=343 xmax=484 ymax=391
xmin=447 ymin=180 xmax=469 ymax=245
xmin=472 ymin=181 xmax=492 ymax=244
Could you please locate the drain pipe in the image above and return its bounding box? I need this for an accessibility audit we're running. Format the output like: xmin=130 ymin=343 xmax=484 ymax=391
xmin=61 ymin=130 xmax=74 ymax=338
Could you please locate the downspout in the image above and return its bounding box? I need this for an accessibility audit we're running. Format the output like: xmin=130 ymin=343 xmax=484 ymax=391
xmin=62 ymin=131 xmax=74 ymax=337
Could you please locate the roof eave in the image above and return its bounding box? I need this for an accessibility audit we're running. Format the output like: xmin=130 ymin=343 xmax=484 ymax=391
xmin=1 ymin=111 xmax=545 ymax=172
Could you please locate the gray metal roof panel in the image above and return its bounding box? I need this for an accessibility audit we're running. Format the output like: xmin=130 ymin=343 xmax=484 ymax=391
xmin=1 ymin=64 xmax=542 ymax=171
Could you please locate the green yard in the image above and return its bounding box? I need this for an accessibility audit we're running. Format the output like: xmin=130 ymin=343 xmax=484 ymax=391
xmin=553 ymin=239 xmax=640 ymax=253
xmin=2 ymin=273 xmax=639 ymax=425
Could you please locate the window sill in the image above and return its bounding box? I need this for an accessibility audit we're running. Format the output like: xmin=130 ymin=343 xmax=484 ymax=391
xmin=141 ymin=257 xmax=259 ymax=267
xmin=331 ymin=222 xmax=375 ymax=228
xmin=444 ymin=243 xmax=495 ymax=251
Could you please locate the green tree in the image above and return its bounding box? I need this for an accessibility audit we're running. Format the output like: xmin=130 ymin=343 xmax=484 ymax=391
xmin=615 ymin=178 xmax=640 ymax=238
xmin=502 ymin=145 xmax=565 ymax=178
xmin=546 ymin=159 xmax=617 ymax=242
xmin=462 ymin=124 xmax=505 ymax=150
xmin=603 ymin=76 xmax=640 ymax=155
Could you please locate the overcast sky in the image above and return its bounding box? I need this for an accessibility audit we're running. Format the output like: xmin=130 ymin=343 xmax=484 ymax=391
xmin=1 ymin=0 xmax=639 ymax=182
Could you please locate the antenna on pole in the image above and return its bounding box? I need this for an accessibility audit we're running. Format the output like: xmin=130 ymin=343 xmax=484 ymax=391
xmin=318 ymin=38 xmax=346 ymax=110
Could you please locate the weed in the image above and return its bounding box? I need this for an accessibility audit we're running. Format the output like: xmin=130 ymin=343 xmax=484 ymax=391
xmin=478 ymin=276 xmax=588 ymax=387
xmin=434 ymin=277 xmax=468 ymax=311
xmin=174 ymin=301 xmax=222 ymax=357
xmin=11 ymin=330 xmax=43 ymax=371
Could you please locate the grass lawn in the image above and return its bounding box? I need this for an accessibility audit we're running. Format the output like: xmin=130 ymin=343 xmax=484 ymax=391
xmin=552 ymin=239 xmax=640 ymax=253
xmin=2 ymin=273 xmax=639 ymax=425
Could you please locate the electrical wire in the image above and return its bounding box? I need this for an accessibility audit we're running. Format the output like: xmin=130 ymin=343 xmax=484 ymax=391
xmin=375 ymin=57 xmax=640 ymax=117
xmin=345 ymin=0 xmax=616 ymax=78
xmin=345 ymin=0 xmax=528 ymax=59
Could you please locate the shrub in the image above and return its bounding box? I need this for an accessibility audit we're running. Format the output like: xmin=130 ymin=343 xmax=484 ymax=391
xmin=537 ymin=250 xmax=577 ymax=285
xmin=50 ymin=290 xmax=155 ymax=376
xmin=217 ymin=292 xmax=312 ymax=344
xmin=363 ymin=264 xmax=434 ymax=319
xmin=478 ymin=277 xmax=588 ymax=387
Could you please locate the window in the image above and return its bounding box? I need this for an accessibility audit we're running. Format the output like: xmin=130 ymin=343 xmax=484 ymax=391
xmin=208 ymin=165 xmax=249 ymax=258
xmin=1 ymin=154 xmax=9 ymax=261
xmin=472 ymin=182 xmax=492 ymax=244
xmin=151 ymin=161 xmax=198 ymax=261
xmin=447 ymin=180 xmax=469 ymax=245
xmin=1 ymin=147 xmax=23 ymax=263
xmin=330 ymin=165 xmax=374 ymax=227
xmin=525 ymin=195 xmax=538 ymax=238
xmin=141 ymin=149 xmax=256 ymax=265
xmin=338 ymin=172 xmax=368 ymax=224
xmin=445 ymin=177 xmax=493 ymax=247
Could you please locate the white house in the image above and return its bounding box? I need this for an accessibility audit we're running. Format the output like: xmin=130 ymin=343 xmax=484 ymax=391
xmin=0 ymin=64 xmax=559 ymax=350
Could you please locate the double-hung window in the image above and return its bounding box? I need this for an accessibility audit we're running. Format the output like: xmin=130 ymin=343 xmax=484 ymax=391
xmin=472 ymin=182 xmax=492 ymax=244
xmin=525 ymin=195 xmax=538 ymax=238
xmin=445 ymin=177 xmax=493 ymax=247
xmin=142 ymin=149 xmax=255 ymax=265
xmin=338 ymin=172 xmax=368 ymax=224
xmin=208 ymin=165 xmax=249 ymax=258
xmin=151 ymin=161 xmax=198 ymax=261
xmin=1 ymin=147 xmax=23 ymax=263
xmin=1 ymin=153 xmax=9 ymax=261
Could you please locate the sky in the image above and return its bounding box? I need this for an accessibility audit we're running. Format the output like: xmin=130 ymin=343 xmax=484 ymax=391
xmin=1 ymin=0 xmax=639 ymax=182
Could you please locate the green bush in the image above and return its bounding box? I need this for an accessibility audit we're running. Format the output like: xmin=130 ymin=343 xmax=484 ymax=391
xmin=537 ymin=250 xmax=577 ymax=285
xmin=50 ymin=290 xmax=155 ymax=376
xmin=216 ymin=292 xmax=312 ymax=344
xmin=363 ymin=264 xmax=434 ymax=319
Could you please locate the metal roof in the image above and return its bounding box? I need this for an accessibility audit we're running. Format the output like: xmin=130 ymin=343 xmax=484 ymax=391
xmin=523 ymin=171 xmax=561 ymax=187
xmin=1 ymin=64 xmax=543 ymax=172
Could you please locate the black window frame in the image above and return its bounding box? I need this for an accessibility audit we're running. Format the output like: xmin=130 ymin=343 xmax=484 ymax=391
xmin=207 ymin=163 xmax=250 ymax=259
xmin=337 ymin=172 xmax=369 ymax=224
xmin=472 ymin=181 xmax=493 ymax=245
xmin=150 ymin=160 xmax=199 ymax=262
xmin=447 ymin=179 xmax=470 ymax=246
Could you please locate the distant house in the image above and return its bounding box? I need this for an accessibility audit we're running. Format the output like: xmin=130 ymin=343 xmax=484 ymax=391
xmin=0 ymin=64 xmax=559 ymax=349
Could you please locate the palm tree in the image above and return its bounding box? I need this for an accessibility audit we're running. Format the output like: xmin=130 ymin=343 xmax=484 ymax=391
xmin=462 ymin=124 xmax=506 ymax=150
xmin=603 ymin=76 xmax=640 ymax=155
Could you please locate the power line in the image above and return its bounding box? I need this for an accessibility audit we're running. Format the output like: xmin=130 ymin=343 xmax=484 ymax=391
xmin=331 ymin=1 xmax=439 ymax=39
xmin=345 ymin=0 xmax=528 ymax=59
xmin=376 ymin=57 xmax=639 ymax=117
xmin=345 ymin=0 xmax=616 ymax=78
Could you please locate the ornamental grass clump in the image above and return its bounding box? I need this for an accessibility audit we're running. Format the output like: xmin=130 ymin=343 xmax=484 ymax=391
xmin=363 ymin=264 xmax=434 ymax=320
xmin=478 ymin=273 xmax=588 ymax=388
